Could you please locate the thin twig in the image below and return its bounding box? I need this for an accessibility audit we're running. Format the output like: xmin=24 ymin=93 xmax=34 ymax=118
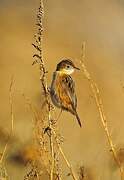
xmin=80 ymin=42 xmax=124 ymax=180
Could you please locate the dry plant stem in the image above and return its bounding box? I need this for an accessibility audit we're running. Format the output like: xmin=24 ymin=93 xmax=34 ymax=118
xmin=58 ymin=146 xmax=77 ymax=180
xmin=0 ymin=143 xmax=8 ymax=164
xmin=9 ymin=76 xmax=14 ymax=133
xmin=80 ymin=42 xmax=123 ymax=180
xmin=58 ymin=148 xmax=78 ymax=180
xmin=52 ymin=130 xmax=78 ymax=180
xmin=0 ymin=76 xmax=14 ymax=163
xmin=48 ymin=109 xmax=55 ymax=180
xmin=32 ymin=1 xmax=55 ymax=179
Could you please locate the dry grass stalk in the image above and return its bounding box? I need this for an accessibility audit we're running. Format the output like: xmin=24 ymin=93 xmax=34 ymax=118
xmin=56 ymin=144 xmax=77 ymax=180
xmin=52 ymin=130 xmax=78 ymax=180
xmin=0 ymin=77 xmax=14 ymax=180
xmin=80 ymin=42 xmax=124 ymax=180
xmin=9 ymin=76 xmax=14 ymax=133
xmin=0 ymin=76 xmax=14 ymax=164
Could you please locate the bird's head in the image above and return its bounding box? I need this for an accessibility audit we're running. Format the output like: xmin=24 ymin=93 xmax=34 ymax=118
xmin=56 ymin=59 xmax=80 ymax=75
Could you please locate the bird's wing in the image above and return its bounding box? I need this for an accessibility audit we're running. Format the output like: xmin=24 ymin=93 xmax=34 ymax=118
xmin=57 ymin=74 xmax=77 ymax=114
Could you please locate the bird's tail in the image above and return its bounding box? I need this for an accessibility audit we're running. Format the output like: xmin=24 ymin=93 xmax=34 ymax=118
xmin=75 ymin=112 xmax=82 ymax=127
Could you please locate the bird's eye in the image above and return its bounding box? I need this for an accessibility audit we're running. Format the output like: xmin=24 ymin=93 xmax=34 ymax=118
xmin=67 ymin=65 xmax=70 ymax=68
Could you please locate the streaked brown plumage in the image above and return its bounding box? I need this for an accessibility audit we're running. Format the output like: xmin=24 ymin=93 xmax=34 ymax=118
xmin=50 ymin=59 xmax=82 ymax=127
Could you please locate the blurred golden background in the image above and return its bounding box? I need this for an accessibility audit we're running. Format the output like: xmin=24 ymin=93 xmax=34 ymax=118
xmin=1 ymin=0 xmax=124 ymax=179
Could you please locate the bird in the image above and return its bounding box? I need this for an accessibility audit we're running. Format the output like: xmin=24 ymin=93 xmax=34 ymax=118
xmin=50 ymin=59 xmax=82 ymax=127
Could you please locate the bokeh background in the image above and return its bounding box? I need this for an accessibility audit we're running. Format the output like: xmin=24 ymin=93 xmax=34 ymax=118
xmin=1 ymin=0 xmax=124 ymax=179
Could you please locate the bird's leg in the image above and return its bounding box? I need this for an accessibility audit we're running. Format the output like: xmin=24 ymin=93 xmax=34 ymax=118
xmin=56 ymin=109 xmax=63 ymax=122
xmin=48 ymin=109 xmax=62 ymax=126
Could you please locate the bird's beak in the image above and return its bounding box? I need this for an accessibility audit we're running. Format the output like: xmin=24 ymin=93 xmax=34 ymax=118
xmin=74 ymin=66 xmax=80 ymax=70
